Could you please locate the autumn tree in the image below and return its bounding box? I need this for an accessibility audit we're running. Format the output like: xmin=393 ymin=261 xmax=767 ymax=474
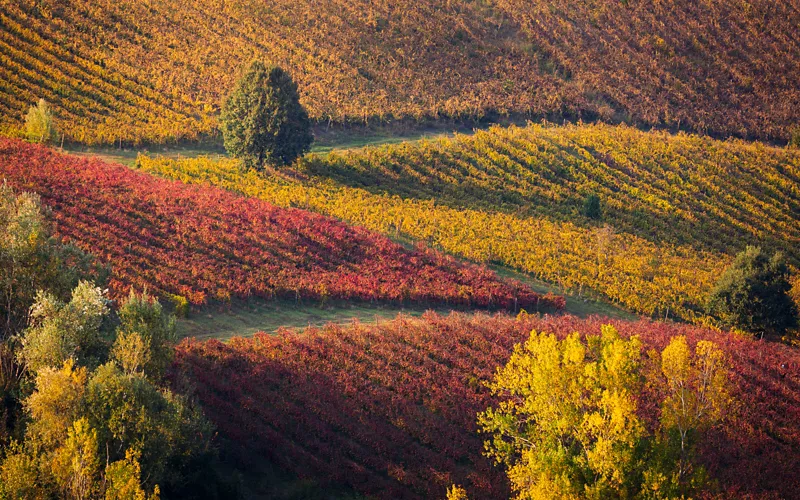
xmin=479 ymin=326 xmax=730 ymax=499
xmin=0 ymin=185 xmax=104 ymax=340
xmin=643 ymin=336 xmax=730 ymax=496
xmin=479 ymin=326 xmax=645 ymax=498
xmin=220 ymin=61 xmax=313 ymax=169
xmin=24 ymin=99 xmax=57 ymax=144
xmin=20 ymin=282 xmax=109 ymax=374
xmin=707 ymin=246 xmax=798 ymax=338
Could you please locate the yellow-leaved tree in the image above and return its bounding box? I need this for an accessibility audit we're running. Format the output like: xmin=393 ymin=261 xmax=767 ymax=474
xmin=478 ymin=327 xmax=730 ymax=500
xmin=644 ymin=337 xmax=731 ymax=495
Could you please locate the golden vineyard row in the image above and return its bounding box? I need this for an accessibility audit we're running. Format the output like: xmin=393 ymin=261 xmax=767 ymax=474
xmin=3 ymin=0 xmax=798 ymax=144
xmin=137 ymin=123 xmax=800 ymax=322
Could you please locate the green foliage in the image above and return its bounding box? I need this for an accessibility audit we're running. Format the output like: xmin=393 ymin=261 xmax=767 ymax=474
xmin=20 ymin=282 xmax=110 ymax=374
xmin=707 ymin=246 xmax=798 ymax=337
xmin=112 ymin=291 xmax=175 ymax=380
xmin=0 ymin=184 xmax=106 ymax=339
xmin=85 ymin=362 xmax=215 ymax=496
xmin=583 ymin=193 xmax=602 ymax=220
xmin=479 ymin=327 xmax=731 ymax=499
xmin=220 ymin=61 xmax=313 ymax=168
xmin=24 ymin=99 xmax=57 ymax=144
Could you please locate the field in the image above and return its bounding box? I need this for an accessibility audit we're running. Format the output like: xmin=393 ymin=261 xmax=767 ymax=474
xmin=139 ymin=122 xmax=800 ymax=323
xmin=2 ymin=2 xmax=799 ymax=499
xmin=0 ymin=138 xmax=563 ymax=312
xmin=174 ymin=312 xmax=800 ymax=499
xmin=2 ymin=0 xmax=798 ymax=144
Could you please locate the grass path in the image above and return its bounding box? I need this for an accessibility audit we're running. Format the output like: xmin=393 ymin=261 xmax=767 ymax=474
xmin=175 ymin=263 xmax=635 ymax=341
xmin=66 ymin=124 xmax=467 ymax=167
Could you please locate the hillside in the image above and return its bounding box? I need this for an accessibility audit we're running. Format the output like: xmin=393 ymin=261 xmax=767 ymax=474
xmin=139 ymin=122 xmax=800 ymax=323
xmin=0 ymin=138 xmax=562 ymax=312
xmin=174 ymin=312 xmax=800 ymax=499
xmin=2 ymin=0 xmax=799 ymax=144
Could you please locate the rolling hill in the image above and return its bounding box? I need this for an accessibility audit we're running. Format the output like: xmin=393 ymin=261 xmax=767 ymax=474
xmin=0 ymin=138 xmax=562 ymax=312
xmin=1 ymin=0 xmax=798 ymax=144
xmin=138 ymin=122 xmax=800 ymax=323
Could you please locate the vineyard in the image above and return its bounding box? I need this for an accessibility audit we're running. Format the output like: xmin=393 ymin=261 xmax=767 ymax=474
xmin=2 ymin=0 xmax=799 ymax=144
xmin=174 ymin=312 xmax=800 ymax=499
xmin=0 ymin=138 xmax=562 ymax=311
xmin=140 ymin=123 xmax=800 ymax=322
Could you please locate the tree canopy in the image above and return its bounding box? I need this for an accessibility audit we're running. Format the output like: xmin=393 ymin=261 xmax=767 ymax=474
xmin=479 ymin=326 xmax=730 ymax=499
xmin=707 ymin=246 xmax=798 ymax=337
xmin=220 ymin=61 xmax=313 ymax=169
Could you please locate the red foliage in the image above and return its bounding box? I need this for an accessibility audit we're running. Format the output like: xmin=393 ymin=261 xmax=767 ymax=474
xmin=0 ymin=139 xmax=562 ymax=312
xmin=174 ymin=313 xmax=800 ymax=499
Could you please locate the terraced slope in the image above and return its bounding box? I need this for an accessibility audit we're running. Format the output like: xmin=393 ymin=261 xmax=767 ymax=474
xmin=2 ymin=0 xmax=798 ymax=144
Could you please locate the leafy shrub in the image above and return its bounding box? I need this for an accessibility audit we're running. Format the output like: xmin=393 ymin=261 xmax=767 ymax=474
xmin=583 ymin=192 xmax=602 ymax=220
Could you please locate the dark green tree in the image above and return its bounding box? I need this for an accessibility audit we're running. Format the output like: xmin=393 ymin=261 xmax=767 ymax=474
xmin=583 ymin=193 xmax=602 ymax=220
xmin=220 ymin=61 xmax=313 ymax=168
xmin=707 ymin=246 xmax=798 ymax=337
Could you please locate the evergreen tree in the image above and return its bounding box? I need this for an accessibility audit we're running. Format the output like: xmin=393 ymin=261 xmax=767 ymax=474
xmin=220 ymin=61 xmax=313 ymax=169
xmin=707 ymin=246 xmax=798 ymax=337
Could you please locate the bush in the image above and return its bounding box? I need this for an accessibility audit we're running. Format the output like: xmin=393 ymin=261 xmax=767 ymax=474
xmin=790 ymin=126 xmax=800 ymax=148
xmin=219 ymin=61 xmax=313 ymax=169
xmin=707 ymin=246 xmax=798 ymax=337
xmin=583 ymin=192 xmax=602 ymax=220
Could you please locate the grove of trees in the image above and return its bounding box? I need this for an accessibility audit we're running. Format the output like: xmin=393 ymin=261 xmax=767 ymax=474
xmin=0 ymin=185 xmax=232 ymax=499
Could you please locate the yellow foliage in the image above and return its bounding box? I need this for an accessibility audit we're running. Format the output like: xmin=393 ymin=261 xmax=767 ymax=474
xmin=105 ymin=449 xmax=160 ymax=500
xmin=478 ymin=326 xmax=644 ymax=499
xmin=445 ymin=484 xmax=469 ymax=500
xmin=51 ymin=418 xmax=100 ymax=500
xmin=481 ymin=327 xmax=731 ymax=498
xmin=25 ymin=359 xmax=88 ymax=450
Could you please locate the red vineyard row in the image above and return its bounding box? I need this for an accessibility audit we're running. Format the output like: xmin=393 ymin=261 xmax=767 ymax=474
xmin=0 ymin=139 xmax=563 ymax=312
xmin=174 ymin=313 xmax=800 ymax=499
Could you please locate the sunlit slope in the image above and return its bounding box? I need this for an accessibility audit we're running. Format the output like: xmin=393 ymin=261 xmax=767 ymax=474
xmin=2 ymin=0 xmax=798 ymax=144
xmin=139 ymin=123 xmax=800 ymax=322
xmin=0 ymin=138 xmax=562 ymax=312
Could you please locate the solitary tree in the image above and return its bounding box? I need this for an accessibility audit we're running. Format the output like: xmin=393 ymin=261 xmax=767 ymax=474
xmin=25 ymin=99 xmax=57 ymax=144
xmin=707 ymin=246 xmax=798 ymax=337
xmin=219 ymin=61 xmax=313 ymax=169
